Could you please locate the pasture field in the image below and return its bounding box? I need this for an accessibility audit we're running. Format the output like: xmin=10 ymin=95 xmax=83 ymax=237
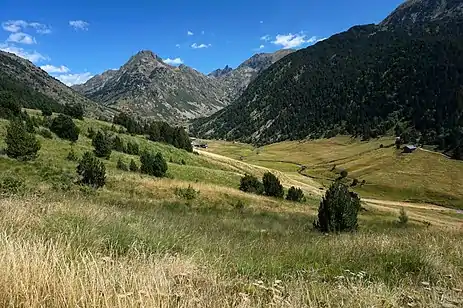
xmin=0 ymin=115 xmax=462 ymax=307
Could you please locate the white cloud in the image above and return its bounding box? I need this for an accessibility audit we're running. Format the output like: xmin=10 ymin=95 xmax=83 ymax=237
xmin=7 ymin=32 xmax=36 ymax=44
xmin=2 ymin=20 xmax=51 ymax=34
xmin=259 ymin=44 xmax=264 ymax=49
xmin=201 ymin=30 xmax=205 ymax=35
xmin=69 ymin=20 xmax=89 ymax=31
xmin=187 ymin=30 xmax=194 ymax=36
xmin=56 ymin=72 xmax=93 ymax=86
xmin=191 ymin=43 xmax=211 ymax=49
xmin=0 ymin=45 xmax=48 ymax=63
xmin=260 ymin=20 xmax=264 ymax=24
xmin=163 ymin=57 xmax=183 ymax=65
xmin=175 ymin=44 xmax=180 ymax=48
xmin=2 ymin=20 xmax=28 ymax=32
xmin=317 ymin=37 xmax=328 ymax=42
xmin=260 ymin=34 xmax=271 ymax=41
xmin=29 ymin=22 xmax=52 ymax=34
xmin=272 ymin=33 xmax=317 ymax=49
xmin=40 ymin=64 xmax=70 ymax=73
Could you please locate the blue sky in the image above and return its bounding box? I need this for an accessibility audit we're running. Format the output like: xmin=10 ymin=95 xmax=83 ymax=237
xmin=1 ymin=0 xmax=404 ymax=85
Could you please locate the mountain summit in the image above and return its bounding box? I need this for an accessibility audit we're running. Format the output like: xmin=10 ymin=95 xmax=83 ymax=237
xmin=73 ymin=50 xmax=229 ymax=123
xmin=73 ymin=49 xmax=295 ymax=122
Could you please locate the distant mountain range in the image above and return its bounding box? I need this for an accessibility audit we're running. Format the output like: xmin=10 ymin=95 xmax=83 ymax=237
xmin=72 ymin=49 xmax=294 ymax=122
xmin=191 ymin=0 xmax=463 ymax=159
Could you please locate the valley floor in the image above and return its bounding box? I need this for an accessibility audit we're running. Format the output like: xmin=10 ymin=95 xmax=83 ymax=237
xmin=0 ymin=117 xmax=462 ymax=307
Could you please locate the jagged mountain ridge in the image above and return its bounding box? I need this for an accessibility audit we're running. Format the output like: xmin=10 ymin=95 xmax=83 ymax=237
xmin=208 ymin=65 xmax=233 ymax=78
xmin=73 ymin=49 xmax=295 ymax=123
xmin=74 ymin=50 xmax=229 ymax=123
xmin=191 ymin=0 xmax=463 ymax=159
xmin=73 ymin=50 xmax=229 ymax=123
xmin=209 ymin=49 xmax=295 ymax=100
xmin=0 ymin=50 xmax=109 ymax=117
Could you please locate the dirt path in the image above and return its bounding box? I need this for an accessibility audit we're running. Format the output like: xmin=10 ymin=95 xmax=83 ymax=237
xmin=197 ymin=149 xmax=323 ymax=196
xmin=197 ymin=149 xmax=463 ymax=222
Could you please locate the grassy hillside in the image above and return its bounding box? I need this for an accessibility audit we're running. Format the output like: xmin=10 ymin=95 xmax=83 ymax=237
xmin=0 ymin=114 xmax=462 ymax=307
xmin=203 ymin=137 xmax=463 ymax=209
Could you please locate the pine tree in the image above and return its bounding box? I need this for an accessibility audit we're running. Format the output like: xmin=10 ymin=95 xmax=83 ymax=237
xmin=262 ymin=172 xmax=284 ymax=198
xmin=313 ymin=181 xmax=361 ymax=233
xmin=76 ymin=152 xmax=106 ymax=188
xmin=239 ymin=174 xmax=264 ymax=195
xmin=286 ymin=186 xmax=305 ymax=202
xmin=5 ymin=118 xmax=41 ymax=161
xmin=140 ymin=152 xmax=168 ymax=177
xmin=92 ymin=131 xmax=112 ymax=159
xmin=50 ymin=114 xmax=79 ymax=142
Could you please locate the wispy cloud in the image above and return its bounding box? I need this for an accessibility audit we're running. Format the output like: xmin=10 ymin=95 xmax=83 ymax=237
xmin=260 ymin=20 xmax=264 ymax=24
xmin=163 ymin=57 xmax=183 ymax=65
xmin=0 ymin=44 xmax=48 ymax=63
xmin=29 ymin=22 xmax=52 ymax=34
xmin=191 ymin=43 xmax=211 ymax=49
xmin=40 ymin=64 xmax=70 ymax=73
xmin=2 ymin=20 xmax=51 ymax=34
xmin=187 ymin=30 xmax=194 ymax=36
xmin=56 ymin=72 xmax=93 ymax=86
xmin=272 ymin=33 xmax=317 ymax=49
xmin=260 ymin=34 xmax=271 ymax=42
xmin=7 ymin=32 xmax=36 ymax=44
xmin=201 ymin=30 xmax=205 ymax=35
xmin=69 ymin=20 xmax=89 ymax=31
xmin=253 ymin=44 xmax=265 ymax=51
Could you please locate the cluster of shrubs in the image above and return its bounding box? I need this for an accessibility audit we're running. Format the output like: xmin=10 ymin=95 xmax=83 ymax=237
xmin=113 ymin=112 xmax=192 ymax=152
xmin=87 ymin=129 xmax=140 ymax=159
xmin=116 ymin=157 xmax=139 ymax=172
xmin=239 ymin=172 xmax=305 ymax=202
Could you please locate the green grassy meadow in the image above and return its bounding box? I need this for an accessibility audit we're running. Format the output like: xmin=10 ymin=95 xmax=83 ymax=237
xmin=203 ymin=137 xmax=463 ymax=209
xmin=0 ymin=114 xmax=462 ymax=307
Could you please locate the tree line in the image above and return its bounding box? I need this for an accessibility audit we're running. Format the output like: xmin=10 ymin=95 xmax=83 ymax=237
xmin=113 ymin=112 xmax=192 ymax=152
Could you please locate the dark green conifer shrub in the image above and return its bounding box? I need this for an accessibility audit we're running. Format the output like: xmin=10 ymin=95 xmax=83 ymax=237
xmin=314 ymin=181 xmax=361 ymax=233
xmin=262 ymin=172 xmax=284 ymax=198
xmin=5 ymin=118 xmax=40 ymax=160
xmin=50 ymin=114 xmax=79 ymax=142
xmin=92 ymin=131 xmax=112 ymax=159
xmin=140 ymin=152 xmax=168 ymax=177
xmin=239 ymin=174 xmax=264 ymax=195
xmin=76 ymin=152 xmax=106 ymax=188
xmin=286 ymin=186 xmax=305 ymax=202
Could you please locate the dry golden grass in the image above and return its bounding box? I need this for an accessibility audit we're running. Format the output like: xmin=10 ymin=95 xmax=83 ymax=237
xmin=0 ymin=197 xmax=462 ymax=308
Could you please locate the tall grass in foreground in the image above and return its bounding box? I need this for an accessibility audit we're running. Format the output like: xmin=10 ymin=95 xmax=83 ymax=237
xmin=0 ymin=196 xmax=462 ymax=307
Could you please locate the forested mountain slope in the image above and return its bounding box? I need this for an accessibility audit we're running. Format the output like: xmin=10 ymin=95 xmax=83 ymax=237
xmin=0 ymin=51 xmax=109 ymax=117
xmin=191 ymin=2 xmax=463 ymax=159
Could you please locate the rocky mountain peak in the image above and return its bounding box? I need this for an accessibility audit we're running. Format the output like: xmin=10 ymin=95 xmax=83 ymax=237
xmin=381 ymin=0 xmax=463 ymax=27
xmin=208 ymin=65 xmax=233 ymax=78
